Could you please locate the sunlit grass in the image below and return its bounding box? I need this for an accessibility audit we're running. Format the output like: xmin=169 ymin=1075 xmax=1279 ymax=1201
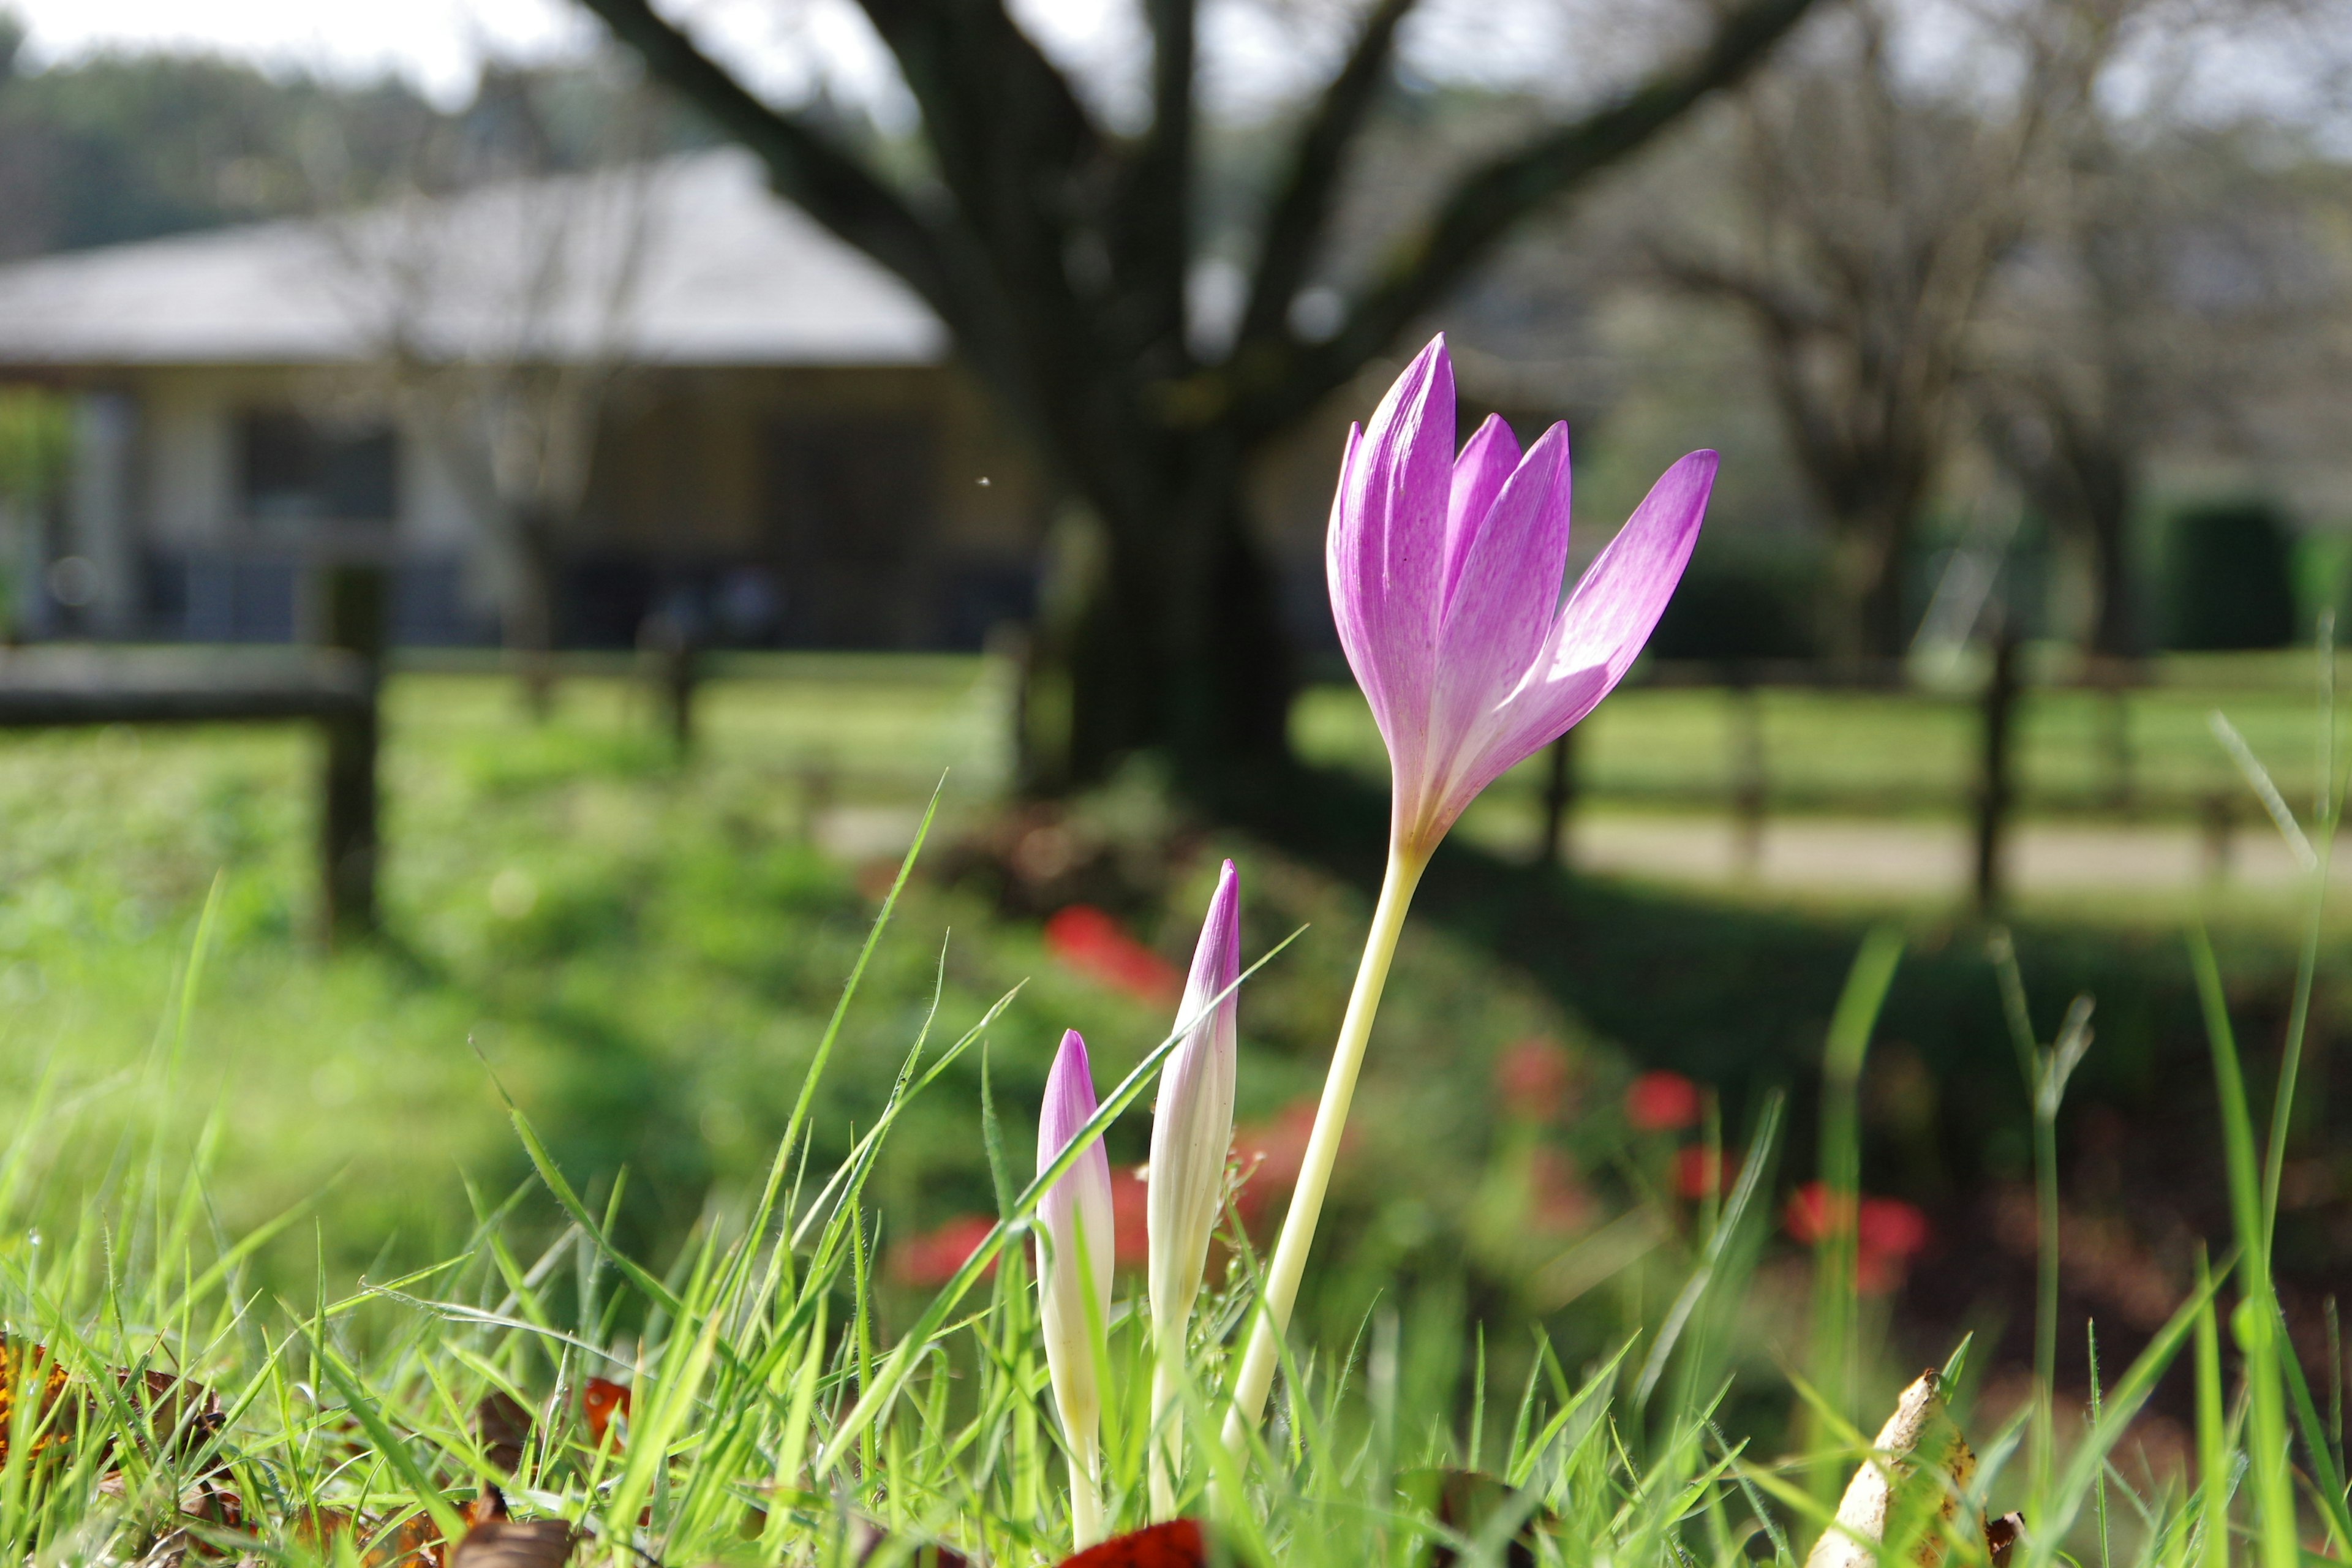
xmin=0 ymin=754 xmax=2332 ymax=1568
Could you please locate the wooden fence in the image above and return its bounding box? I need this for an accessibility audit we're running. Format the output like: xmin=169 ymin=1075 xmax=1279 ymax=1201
xmin=0 ymin=566 xmax=386 ymax=943
xmin=1526 ymin=645 xmax=2263 ymax=908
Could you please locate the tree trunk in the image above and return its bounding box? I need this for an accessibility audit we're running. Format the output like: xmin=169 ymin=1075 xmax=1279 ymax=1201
xmin=1825 ymin=500 xmax=1919 ymax=664
xmin=1020 ymin=436 xmax=1295 ymax=791
xmin=2071 ymin=439 xmax=2138 ymax=659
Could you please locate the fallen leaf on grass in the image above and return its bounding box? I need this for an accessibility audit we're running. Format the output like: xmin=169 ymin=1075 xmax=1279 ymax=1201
xmin=0 ymin=1339 xmax=76 ymax=1465
xmin=581 ymin=1378 xmax=630 ymax=1451
xmin=1399 ymin=1468 xmax=1561 ymax=1568
xmin=448 ymin=1515 xmax=575 ymax=1568
xmin=1804 ymin=1370 xmax=1990 ymax=1568
xmin=1056 ymin=1519 xmax=1208 ymax=1568
xmin=476 ymin=1391 xmax=532 ymax=1477
xmin=118 ymin=1368 xmax=226 ymax=1461
xmin=1985 ymin=1512 xmax=2023 ymax=1568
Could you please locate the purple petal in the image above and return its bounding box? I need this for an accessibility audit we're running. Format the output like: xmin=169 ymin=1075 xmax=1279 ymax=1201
xmin=1425 ymin=423 xmax=1572 ymax=782
xmin=1413 ymin=450 xmax=1716 ymax=841
xmin=1327 ymin=336 xmax=1457 ymax=793
xmin=1441 ymin=415 xmax=1522 ymax=616
xmin=1148 ymin=860 xmax=1240 ymax=1330
xmin=1548 ymin=450 xmax=1717 ymax=682
xmin=1324 ymin=423 xmax=1378 ymax=714
xmin=1037 ymin=1029 xmax=1115 ymax=1302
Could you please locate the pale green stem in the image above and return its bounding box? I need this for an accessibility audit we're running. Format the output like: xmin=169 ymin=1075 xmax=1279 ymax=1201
xmin=1069 ymin=1432 xmax=1102 ymax=1548
xmin=1223 ymin=845 xmax=1426 ymax=1444
xmin=1150 ymin=1358 xmax=1180 ymax=1518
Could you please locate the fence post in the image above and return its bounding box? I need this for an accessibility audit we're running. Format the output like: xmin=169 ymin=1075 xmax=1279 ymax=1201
xmin=1973 ymin=631 xmax=2019 ymax=913
xmin=318 ymin=563 xmax=386 ymax=946
xmin=2097 ymin=661 xmax=2136 ymax=816
xmin=1540 ymin=728 xmax=1577 ymax=870
xmin=639 ymin=612 xmax=698 ymax=758
xmin=2200 ymin=791 xmax=2234 ymax=884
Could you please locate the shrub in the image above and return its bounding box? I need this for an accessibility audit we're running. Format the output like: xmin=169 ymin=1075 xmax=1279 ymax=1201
xmin=1645 ymin=533 xmax=1823 ymax=662
xmin=2163 ymin=499 xmax=2298 ymax=650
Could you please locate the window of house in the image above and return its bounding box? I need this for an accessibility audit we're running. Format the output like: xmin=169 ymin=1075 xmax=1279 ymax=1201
xmin=238 ymin=410 xmax=398 ymax=524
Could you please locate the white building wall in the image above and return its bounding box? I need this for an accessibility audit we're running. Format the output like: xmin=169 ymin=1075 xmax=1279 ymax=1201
xmin=398 ymin=424 xmax=484 ymax=548
xmin=66 ymin=391 xmax=138 ymax=635
xmin=141 ymin=373 xmax=234 ymax=546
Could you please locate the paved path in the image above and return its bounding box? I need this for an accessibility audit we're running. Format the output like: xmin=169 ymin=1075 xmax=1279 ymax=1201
xmin=1570 ymin=812 xmax=2335 ymax=895
xmin=811 ymin=802 xmax=2339 ymax=900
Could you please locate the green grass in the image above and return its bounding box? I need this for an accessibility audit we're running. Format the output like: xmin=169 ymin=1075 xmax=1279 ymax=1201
xmin=0 ymin=737 xmax=2332 ymax=1568
xmin=1294 ymin=651 xmax=2352 ymax=829
xmin=0 ymin=666 xmax=1603 ymax=1319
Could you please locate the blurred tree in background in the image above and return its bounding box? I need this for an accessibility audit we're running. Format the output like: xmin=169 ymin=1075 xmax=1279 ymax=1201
xmin=0 ymin=15 xmax=435 ymax=257
xmin=1643 ymin=0 xmax=2109 ymax=663
xmin=0 ymin=19 xmax=712 ymax=260
xmin=572 ymin=0 xmax=1821 ymax=791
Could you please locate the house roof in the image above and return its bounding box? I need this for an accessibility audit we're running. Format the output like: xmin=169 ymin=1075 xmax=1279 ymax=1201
xmin=0 ymin=149 xmax=949 ymax=371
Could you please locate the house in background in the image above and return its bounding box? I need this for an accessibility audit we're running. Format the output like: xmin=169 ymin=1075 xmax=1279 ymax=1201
xmin=0 ymin=149 xmax=1056 ymax=650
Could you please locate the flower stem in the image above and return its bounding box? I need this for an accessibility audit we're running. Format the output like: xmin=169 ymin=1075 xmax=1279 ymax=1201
xmin=1150 ymin=1360 xmax=1179 ymax=1518
xmin=1070 ymin=1433 xmax=1102 ymax=1548
xmin=1223 ymin=846 xmax=1425 ymax=1444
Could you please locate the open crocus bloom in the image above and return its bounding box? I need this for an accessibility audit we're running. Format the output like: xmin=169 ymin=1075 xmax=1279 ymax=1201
xmin=1329 ymin=334 xmax=1717 ymax=860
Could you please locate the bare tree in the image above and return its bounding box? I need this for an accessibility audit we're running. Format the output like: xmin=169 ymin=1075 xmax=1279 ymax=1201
xmin=1971 ymin=2 xmax=2352 ymax=656
xmin=1645 ymin=0 xmax=2115 ymax=661
xmin=573 ymin=0 xmax=1822 ymax=788
xmin=314 ymin=69 xmax=662 ymax=712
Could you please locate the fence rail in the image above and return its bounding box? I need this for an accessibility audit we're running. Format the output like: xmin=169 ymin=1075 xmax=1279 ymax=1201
xmin=1530 ymin=649 xmax=2292 ymax=906
xmin=0 ymin=566 xmax=386 ymax=943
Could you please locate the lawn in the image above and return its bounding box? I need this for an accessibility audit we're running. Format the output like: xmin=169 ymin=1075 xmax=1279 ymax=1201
xmin=0 ymin=663 xmax=1597 ymax=1330
xmin=0 ymin=654 xmax=2347 ymax=1568
xmin=1295 ymin=650 xmax=2352 ymax=837
xmin=1 ymin=653 xmax=2345 ymax=1389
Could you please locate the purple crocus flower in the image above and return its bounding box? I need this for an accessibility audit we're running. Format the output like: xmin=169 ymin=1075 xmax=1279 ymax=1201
xmin=1227 ymin=336 xmax=1718 ymax=1442
xmin=1036 ymin=1028 xmax=1114 ymax=1545
xmin=1328 ymin=333 xmax=1717 ymax=859
xmin=1145 ymin=860 xmax=1240 ymax=1517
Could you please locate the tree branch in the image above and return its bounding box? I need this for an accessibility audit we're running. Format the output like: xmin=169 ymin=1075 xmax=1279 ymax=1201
xmin=1233 ymin=0 xmax=1419 ymax=361
xmin=1236 ymin=0 xmax=1822 ymax=436
xmin=572 ymin=0 xmax=962 ymax=323
xmin=855 ymin=0 xmax=1104 ymax=266
xmin=1108 ymin=0 xmax=1198 ymax=364
xmin=1647 ymin=242 xmax=1833 ymax=336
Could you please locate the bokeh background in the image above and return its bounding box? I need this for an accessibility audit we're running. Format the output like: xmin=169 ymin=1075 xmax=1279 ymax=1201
xmin=1 ymin=0 xmax=2350 ymax=1466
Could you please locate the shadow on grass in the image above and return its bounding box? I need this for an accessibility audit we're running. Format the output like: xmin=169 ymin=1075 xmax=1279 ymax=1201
xmin=372 ymin=930 xmax=714 ymax=1256
xmin=1205 ymin=760 xmax=2301 ymax=1207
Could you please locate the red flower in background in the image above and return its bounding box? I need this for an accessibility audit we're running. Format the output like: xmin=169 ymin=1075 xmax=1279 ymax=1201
xmin=891 ymin=1214 xmax=1000 ymax=1289
xmin=1782 ymin=1181 xmax=1846 ymax=1246
xmin=1045 ymin=906 xmax=1186 ymax=1006
xmin=1493 ymin=1037 xmax=1574 ymax=1122
xmin=1858 ymin=1194 xmax=1931 ymax=1258
xmin=1676 ymin=1146 xmax=1738 ymax=1199
xmin=1527 ymin=1147 xmax=1597 ymax=1235
xmin=1626 ymin=1070 xmax=1703 ymax=1132
xmin=1782 ymin=1181 xmax=1931 ymax=1294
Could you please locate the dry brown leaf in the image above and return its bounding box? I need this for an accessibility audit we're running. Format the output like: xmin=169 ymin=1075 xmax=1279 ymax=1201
xmin=580 ymin=1379 xmax=629 ymax=1452
xmin=475 ymin=1393 xmax=532 ymax=1478
xmin=446 ymin=1517 xmax=576 ymax=1568
xmin=1804 ymin=1370 xmax=1978 ymax=1568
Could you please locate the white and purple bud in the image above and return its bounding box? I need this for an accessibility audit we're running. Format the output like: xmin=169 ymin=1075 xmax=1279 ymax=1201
xmin=1036 ymin=1028 xmax=1114 ymax=1546
xmin=1145 ymin=861 xmax=1240 ymax=1516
